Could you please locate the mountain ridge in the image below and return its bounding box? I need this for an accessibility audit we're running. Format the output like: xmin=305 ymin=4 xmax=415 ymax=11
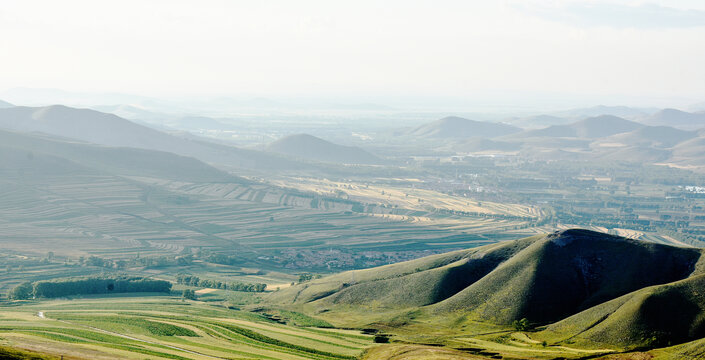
xmin=266 ymin=133 xmax=383 ymax=165
xmin=406 ymin=116 xmax=521 ymax=139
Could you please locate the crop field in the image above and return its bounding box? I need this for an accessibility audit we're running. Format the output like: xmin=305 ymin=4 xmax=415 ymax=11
xmin=0 ymin=173 xmax=540 ymax=263
xmin=267 ymin=176 xmax=542 ymax=218
xmin=142 ymin=176 xmax=543 ymax=247
xmin=0 ymin=295 xmax=374 ymax=360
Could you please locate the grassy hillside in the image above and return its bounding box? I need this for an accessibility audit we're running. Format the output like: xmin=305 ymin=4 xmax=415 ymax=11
xmin=271 ymin=230 xmax=701 ymax=325
xmin=0 ymin=346 xmax=55 ymax=360
xmin=0 ymin=295 xmax=372 ymax=359
xmin=267 ymin=229 xmax=705 ymax=355
xmin=432 ymin=229 xmax=700 ymax=324
xmin=537 ymin=272 xmax=705 ymax=349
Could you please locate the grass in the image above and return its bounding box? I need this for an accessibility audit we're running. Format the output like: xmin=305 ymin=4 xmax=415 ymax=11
xmin=0 ymin=344 xmax=57 ymax=360
xmin=0 ymin=295 xmax=373 ymax=360
xmin=264 ymin=230 xmax=705 ymax=359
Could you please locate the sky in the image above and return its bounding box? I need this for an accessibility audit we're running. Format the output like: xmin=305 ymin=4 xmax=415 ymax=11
xmin=1 ymin=0 xmax=705 ymax=109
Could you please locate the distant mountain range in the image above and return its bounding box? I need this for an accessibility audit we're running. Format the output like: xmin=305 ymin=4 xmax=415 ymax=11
xmin=405 ymin=116 xmax=521 ymax=138
xmin=3 ymin=103 xmax=705 ymax=171
xmin=91 ymin=104 xmax=168 ymax=121
xmin=511 ymin=115 xmax=644 ymax=139
xmin=503 ymin=114 xmax=571 ymax=128
xmin=551 ymin=105 xmax=655 ymax=119
xmin=270 ymin=229 xmax=705 ymax=351
xmin=0 ymin=129 xmax=234 ymax=183
xmin=594 ymin=125 xmax=697 ymax=149
xmin=266 ymin=134 xmax=383 ymax=165
xmin=403 ymin=113 xmax=705 ymax=169
xmin=0 ymin=105 xmax=307 ymax=172
xmin=642 ymin=108 xmax=705 ymax=130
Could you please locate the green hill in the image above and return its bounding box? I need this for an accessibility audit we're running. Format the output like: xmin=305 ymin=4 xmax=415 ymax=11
xmin=430 ymin=229 xmax=700 ymax=324
xmin=269 ymin=229 xmax=705 ymax=351
xmin=538 ymin=274 xmax=705 ymax=350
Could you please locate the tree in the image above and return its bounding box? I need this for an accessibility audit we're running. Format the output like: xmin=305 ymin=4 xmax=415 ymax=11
xmin=8 ymin=282 xmax=34 ymax=300
xmin=298 ymin=273 xmax=314 ymax=283
xmin=182 ymin=289 xmax=197 ymax=301
xmin=512 ymin=318 xmax=530 ymax=331
xmin=373 ymin=334 xmax=390 ymax=343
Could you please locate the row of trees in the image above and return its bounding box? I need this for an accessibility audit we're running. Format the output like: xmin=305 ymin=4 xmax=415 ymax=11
xmin=203 ymin=253 xmax=241 ymax=266
xmin=76 ymin=254 xmax=195 ymax=269
xmin=175 ymin=274 xmax=267 ymax=292
xmin=8 ymin=276 xmax=171 ymax=300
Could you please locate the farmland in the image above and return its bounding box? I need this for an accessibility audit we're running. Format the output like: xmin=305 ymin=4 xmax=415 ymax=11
xmin=0 ymin=169 xmax=544 ymax=278
xmin=0 ymin=294 xmax=373 ymax=360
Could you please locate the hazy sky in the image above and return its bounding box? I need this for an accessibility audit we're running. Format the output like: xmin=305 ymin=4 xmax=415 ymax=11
xmin=2 ymin=0 xmax=705 ymax=106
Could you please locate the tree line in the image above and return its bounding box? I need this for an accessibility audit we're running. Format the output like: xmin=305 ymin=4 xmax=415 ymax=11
xmin=176 ymin=274 xmax=267 ymax=292
xmin=7 ymin=275 xmax=171 ymax=300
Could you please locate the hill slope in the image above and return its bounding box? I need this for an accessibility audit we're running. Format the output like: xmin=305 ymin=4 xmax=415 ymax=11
xmin=0 ymin=105 xmax=305 ymax=171
xmin=643 ymin=108 xmax=705 ymax=130
xmin=539 ymin=274 xmax=705 ymax=350
xmin=266 ymin=134 xmax=382 ymax=164
xmin=269 ymin=229 xmax=705 ymax=350
xmin=0 ymin=129 xmax=235 ymax=182
xmin=430 ymin=229 xmax=700 ymax=324
xmin=515 ymin=115 xmax=644 ymax=139
xmin=406 ymin=116 xmax=521 ymax=139
xmin=670 ymin=136 xmax=705 ymax=166
xmin=593 ymin=125 xmax=697 ymax=149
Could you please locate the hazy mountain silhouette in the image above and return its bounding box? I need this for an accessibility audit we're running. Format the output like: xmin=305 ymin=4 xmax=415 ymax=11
xmin=406 ymin=116 xmax=521 ymax=138
xmin=642 ymin=108 xmax=705 ymax=130
xmin=512 ymin=115 xmax=643 ymax=139
xmin=0 ymin=105 xmax=307 ymax=171
xmin=267 ymin=134 xmax=382 ymax=164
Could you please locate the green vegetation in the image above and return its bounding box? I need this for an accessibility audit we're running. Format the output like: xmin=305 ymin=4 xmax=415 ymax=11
xmin=0 ymin=295 xmax=373 ymax=359
xmin=512 ymin=318 xmax=530 ymax=331
xmin=8 ymin=275 xmax=171 ymax=300
xmin=181 ymin=289 xmax=197 ymax=300
xmin=0 ymin=345 xmax=56 ymax=360
xmin=176 ymin=274 xmax=266 ymax=292
xmin=266 ymin=230 xmax=705 ymax=359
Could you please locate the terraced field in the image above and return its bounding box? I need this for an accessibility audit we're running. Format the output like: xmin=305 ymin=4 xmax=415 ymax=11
xmin=267 ymin=177 xmax=541 ymax=218
xmin=0 ymin=172 xmax=538 ymax=263
xmin=0 ymin=295 xmax=373 ymax=359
